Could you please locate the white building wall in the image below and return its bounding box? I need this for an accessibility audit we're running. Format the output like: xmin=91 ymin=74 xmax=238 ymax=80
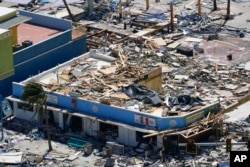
xmin=117 ymin=126 xmax=128 ymax=145
xmin=117 ymin=126 xmax=137 ymax=147
xmin=84 ymin=118 xmax=99 ymax=136
xmin=13 ymin=102 xmax=38 ymax=121
xmin=157 ymin=135 xmax=163 ymax=148
xmin=128 ymin=129 xmax=137 ymax=147
xmin=58 ymin=112 xmax=64 ymax=129
xmin=52 ymin=111 xmax=59 ymax=125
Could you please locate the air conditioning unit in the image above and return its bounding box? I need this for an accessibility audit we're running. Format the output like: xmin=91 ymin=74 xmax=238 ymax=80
xmin=83 ymin=143 xmax=93 ymax=155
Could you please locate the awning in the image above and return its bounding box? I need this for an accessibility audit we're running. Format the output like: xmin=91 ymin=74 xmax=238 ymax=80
xmin=7 ymin=96 xmax=158 ymax=134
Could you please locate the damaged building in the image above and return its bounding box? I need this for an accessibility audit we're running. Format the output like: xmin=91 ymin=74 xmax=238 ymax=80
xmin=6 ymin=45 xmax=229 ymax=149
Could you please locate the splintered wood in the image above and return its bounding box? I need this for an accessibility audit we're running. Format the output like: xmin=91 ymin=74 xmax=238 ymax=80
xmin=41 ymin=53 xmax=148 ymax=107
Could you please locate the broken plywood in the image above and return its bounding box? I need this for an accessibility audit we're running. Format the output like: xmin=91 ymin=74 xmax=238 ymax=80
xmin=109 ymin=93 xmax=130 ymax=100
xmin=0 ymin=152 xmax=23 ymax=164
xmin=98 ymin=66 xmax=117 ymax=75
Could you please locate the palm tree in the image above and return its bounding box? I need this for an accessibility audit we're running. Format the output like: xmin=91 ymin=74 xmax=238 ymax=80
xmin=21 ymin=81 xmax=53 ymax=151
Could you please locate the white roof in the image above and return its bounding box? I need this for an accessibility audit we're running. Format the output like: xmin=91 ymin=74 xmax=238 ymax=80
xmin=0 ymin=28 xmax=9 ymax=34
xmin=0 ymin=7 xmax=16 ymax=16
xmin=224 ymin=101 xmax=250 ymax=122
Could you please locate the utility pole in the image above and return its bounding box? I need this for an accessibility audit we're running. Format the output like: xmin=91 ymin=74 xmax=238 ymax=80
xmin=170 ymin=2 xmax=174 ymax=31
xmin=146 ymin=0 xmax=149 ymax=10
xmin=226 ymin=0 xmax=230 ymax=20
xmin=119 ymin=0 xmax=122 ymax=21
xmin=126 ymin=0 xmax=129 ymax=7
xmin=197 ymin=0 xmax=201 ymax=16
xmin=213 ymin=0 xmax=217 ymax=11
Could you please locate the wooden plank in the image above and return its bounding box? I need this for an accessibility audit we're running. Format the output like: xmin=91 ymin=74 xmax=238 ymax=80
xmin=87 ymin=29 xmax=107 ymax=38
xmin=109 ymin=93 xmax=130 ymax=100
xmin=98 ymin=66 xmax=117 ymax=75
xmin=147 ymin=67 xmax=162 ymax=79
xmin=129 ymin=28 xmax=155 ymax=38
xmin=107 ymin=85 xmax=119 ymax=91
xmin=152 ymin=37 xmax=166 ymax=46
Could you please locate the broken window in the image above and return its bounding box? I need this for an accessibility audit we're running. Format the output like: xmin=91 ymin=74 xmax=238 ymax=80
xmin=136 ymin=131 xmax=156 ymax=144
xmin=99 ymin=122 xmax=119 ymax=140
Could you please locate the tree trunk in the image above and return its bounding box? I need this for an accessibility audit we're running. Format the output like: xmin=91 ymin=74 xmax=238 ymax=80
xmin=45 ymin=103 xmax=53 ymax=151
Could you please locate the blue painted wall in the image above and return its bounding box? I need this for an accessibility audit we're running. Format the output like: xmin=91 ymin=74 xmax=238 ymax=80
xmin=12 ymin=82 xmax=220 ymax=130
xmin=14 ymin=30 xmax=72 ymax=65
xmin=0 ymin=10 xmax=86 ymax=97
xmin=0 ymin=36 xmax=86 ymax=97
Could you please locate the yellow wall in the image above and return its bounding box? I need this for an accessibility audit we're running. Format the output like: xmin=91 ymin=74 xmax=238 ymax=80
xmin=10 ymin=25 xmax=18 ymax=44
xmin=138 ymin=67 xmax=162 ymax=93
xmin=0 ymin=29 xmax=14 ymax=80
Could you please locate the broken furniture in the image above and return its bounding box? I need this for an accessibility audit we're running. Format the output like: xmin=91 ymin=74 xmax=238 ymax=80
xmin=67 ymin=137 xmax=93 ymax=155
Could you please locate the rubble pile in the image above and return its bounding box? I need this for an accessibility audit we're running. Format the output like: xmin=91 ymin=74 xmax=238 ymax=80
xmin=1 ymin=115 xmax=249 ymax=166
xmin=41 ymin=37 xmax=250 ymax=114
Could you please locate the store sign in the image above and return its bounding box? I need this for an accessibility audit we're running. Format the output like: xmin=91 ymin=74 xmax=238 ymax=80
xmin=134 ymin=115 xmax=156 ymax=127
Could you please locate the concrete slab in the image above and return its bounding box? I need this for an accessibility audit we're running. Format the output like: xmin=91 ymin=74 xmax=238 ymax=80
xmin=4 ymin=0 xmax=33 ymax=6
xmin=224 ymin=101 xmax=250 ymax=122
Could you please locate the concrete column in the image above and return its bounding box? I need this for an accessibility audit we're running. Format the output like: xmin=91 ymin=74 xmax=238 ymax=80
xmin=87 ymin=0 xmax=94 ymax=14
xmin=58 ymin=112 xmax=64 ymax=129
xmin=67 ymin=114 xmax=72 ymax=127
xmin=84 ymin=118 xmax=99 ymax=137
xmin=128 ymin=130 xmax=137 ymax=147
xmin=117 ymin=126 xmax=128 ymax=145
xmin=157 ymin=135 xmax=163 ymax=148
xmin=82 ymin=117 xmax=84 ymax=133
